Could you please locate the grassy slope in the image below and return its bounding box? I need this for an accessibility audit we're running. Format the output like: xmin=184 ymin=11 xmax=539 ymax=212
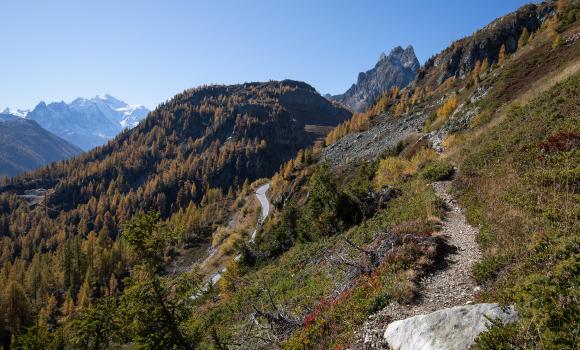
xmin=452 ymin=67 xmax=579 ymax=347
xmin=190 ymin=175 xmax=444 ymax=349
xmin=189 ymin=13 xmax=580 ymax=350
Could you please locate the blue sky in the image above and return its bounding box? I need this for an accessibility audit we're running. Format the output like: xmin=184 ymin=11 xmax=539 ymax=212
xmin=1 ymin=0 xmax=532 ymax=110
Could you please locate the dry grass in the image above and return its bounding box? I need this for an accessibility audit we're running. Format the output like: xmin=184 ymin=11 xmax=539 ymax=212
xmin=444 ymin=54 xmax=580 ymax=162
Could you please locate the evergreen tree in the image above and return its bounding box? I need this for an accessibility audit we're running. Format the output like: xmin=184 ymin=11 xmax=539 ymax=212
xmin=120 ymin=212 xmax=199 ymax=350
xmin=297 ymin=164 xmax=341 ymax=241
xmin=2 ymin=281 xmax=31 ymax=336
xmin=69 ymin=297 xmax=121 ymax=350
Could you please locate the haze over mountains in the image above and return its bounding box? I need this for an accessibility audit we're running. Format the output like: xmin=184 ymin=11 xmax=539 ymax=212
xmin=3 ymin=95 xmax=149 ymax=151
xmin=0 ymin=117 xmax=81 ymax=177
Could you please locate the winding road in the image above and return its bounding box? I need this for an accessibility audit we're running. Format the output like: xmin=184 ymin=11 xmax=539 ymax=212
xmin=206 ymin=183 xmax=271 ymax=287
xmin=250 ymin=183 xmax=270 ymax=241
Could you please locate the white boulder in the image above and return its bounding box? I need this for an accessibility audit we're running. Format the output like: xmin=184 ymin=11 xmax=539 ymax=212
xmin=384 ymin=303 xmax=517 ymax=350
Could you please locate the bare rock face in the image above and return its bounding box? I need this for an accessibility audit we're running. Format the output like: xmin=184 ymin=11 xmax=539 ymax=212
xmin=330 ymin=46 xmax=420 ymax=112
xmin=384 ymin=303 xmax=518 ymax=350
xmin=418 ymin=2 xmax=555 ymax=88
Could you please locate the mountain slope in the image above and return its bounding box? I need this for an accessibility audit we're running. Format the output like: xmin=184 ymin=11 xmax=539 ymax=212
xmin=25 ymin=95 xmax=149 ymax=150
xmin=1 ymin=1 xmax=578 ymax=349
xmin=0 ymin=79 xmax=350 ymax=347
xmin=0 ymin=118 xmax=82 ymax=177
xmin=0 ymin=78 xmax=350 ymax=256
xmin=165 ymin=2 xmax=577 ymax=349
xmin=330 ymin=45 xmax=420 ymax=112
xmin=417 ymin=3 xmax=555 ymax=89
xmin=5 ymin=80 xmax=350 ymax=210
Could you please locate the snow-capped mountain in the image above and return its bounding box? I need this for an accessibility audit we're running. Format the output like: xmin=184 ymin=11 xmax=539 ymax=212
xmin=22 ymin=95 xmax=149 ymax=151
xmin=1 ymin=107 xmax=30 ymax=118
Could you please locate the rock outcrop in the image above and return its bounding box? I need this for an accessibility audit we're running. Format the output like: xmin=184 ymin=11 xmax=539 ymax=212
xmin=418 ymin=2 xmax=556 ymax=88
xmin=331 ymin=46 xmax=420 ymax=112
xmin=321 ymin=110 xmax=429 ymax=166
xmin=383 ymin=303 xmax=518 ymax=350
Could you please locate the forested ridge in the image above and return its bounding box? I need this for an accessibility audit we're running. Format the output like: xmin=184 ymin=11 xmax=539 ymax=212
xmin=0 ymin=80 xmax=350 ymax=348
xmin=0 ymin=1 xmax=578 ymax=349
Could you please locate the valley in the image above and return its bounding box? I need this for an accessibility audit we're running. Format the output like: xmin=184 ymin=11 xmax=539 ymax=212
xmin=0 ymin=1 xmax=578 ymax=349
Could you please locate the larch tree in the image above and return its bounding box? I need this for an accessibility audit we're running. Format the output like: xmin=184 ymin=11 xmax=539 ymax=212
xmin=498 ymin=44 xmax=507 ymax=64
xmin=518 ymin=28 xmax=530 ymax=49
xmin=2 ymin=281 xmax=31 ymax=335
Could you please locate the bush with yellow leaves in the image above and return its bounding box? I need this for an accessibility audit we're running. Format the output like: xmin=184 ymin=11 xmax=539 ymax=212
xmin=375 ymin=148 xmax=438 ymax=188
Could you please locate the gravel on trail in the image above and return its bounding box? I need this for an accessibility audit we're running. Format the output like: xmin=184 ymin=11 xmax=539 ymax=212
xmin=352 ymin=180 xmax=482 ymax=349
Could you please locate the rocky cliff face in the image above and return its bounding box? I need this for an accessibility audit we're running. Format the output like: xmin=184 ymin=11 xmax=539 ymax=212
xmin=331 ymin=45 xmax=420 ymax=112
xmin=418 ymin=2 xmax=556 ymax=87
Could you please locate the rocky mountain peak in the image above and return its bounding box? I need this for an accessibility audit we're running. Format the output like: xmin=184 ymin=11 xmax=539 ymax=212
xmin=330 ymin=45 xmax=420 ymax=112
xmin=25 ymin=95 xmax=150 ymax=151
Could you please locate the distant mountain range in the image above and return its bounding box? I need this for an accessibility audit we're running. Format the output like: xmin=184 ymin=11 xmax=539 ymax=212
xmin=3 ymin=95 xmax=149 ymax=151
xmin=0 ymin=117 xmax=82 ymax=177
xmin=329 ymin=45 xmax=420 ymax=112
xmin=1 ymin=108 xmax=29 ymax=118
xmin=3 ymin=79 xmax=351 ymax=214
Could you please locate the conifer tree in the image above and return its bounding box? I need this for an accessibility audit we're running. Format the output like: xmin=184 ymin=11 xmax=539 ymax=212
xmin=297 ymin=164 xmax=341 ymax=241
xmin=558 ymin=0 xmax=568 ymax=15
xmin=552 ymin=34 xmax=562 ymax=49
xmin=121 ymin=212 xmax=198 ymax=350
xmin=2 ymin=281 xmax=31 ymax=335
xmin=480 ymin=57 xmax=489 ymax=73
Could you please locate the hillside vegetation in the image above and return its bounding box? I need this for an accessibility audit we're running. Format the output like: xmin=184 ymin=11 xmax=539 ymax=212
xmin=0 ymin=1 xmax=578 ymax=349
xmin=0 ymin=80 xmax=350 ymax=349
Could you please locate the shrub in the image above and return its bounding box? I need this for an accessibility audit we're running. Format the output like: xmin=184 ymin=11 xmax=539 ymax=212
xmin=421 ymin=160 xmax=455 ymax=181
xmin=375 ymin=148 xmax=440 ymax=188
xmin=473 ymin=255 xmax=511 ymax=284
xmin=410 ymin=148 xmax=438 ymax=170
xmin=374 ymin=157 xmax=415 ymax=187
xmin=423 ymin=111 xmax=438 ymax=132
xmin=424 ymin=95 xmax=458 ymax=131
xmin=368 ymin=292 xmax=391 ymax=313
xmin=380 ymin=140 xmax=406 ymax=158
xmin=471 ymin=110 xmax=493 ymax=127
xmin=219 ymin=230 xmax=243 ymax=255
xmin=212 ymin=226 xmax=231 ymax=247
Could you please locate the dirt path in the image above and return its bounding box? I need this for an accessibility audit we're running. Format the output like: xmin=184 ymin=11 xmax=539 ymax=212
xmin=353 ymin=180 xmax=481 ymax=348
